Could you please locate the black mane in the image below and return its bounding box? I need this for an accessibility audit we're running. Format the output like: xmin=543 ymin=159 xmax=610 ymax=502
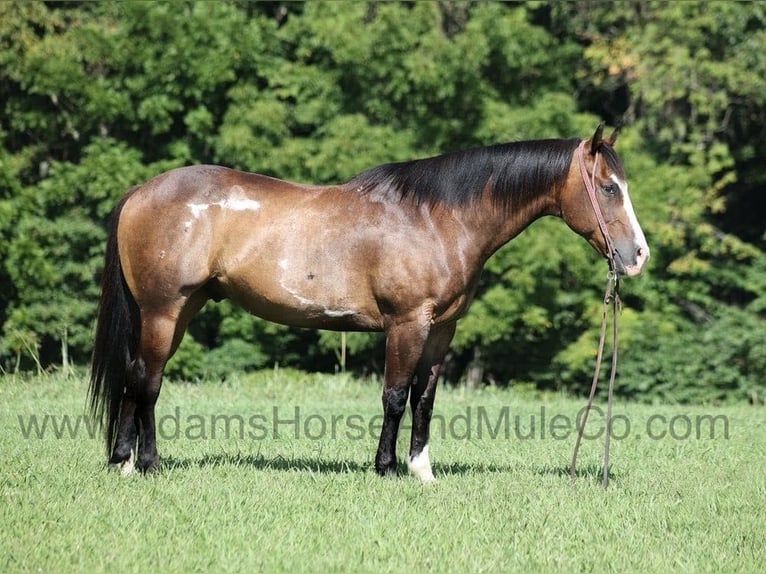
xmin=347 ymin=138 xmax=583 ymax=210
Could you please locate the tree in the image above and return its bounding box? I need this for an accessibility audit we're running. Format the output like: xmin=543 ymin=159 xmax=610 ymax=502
xmin=0 ymin=1 xmax=763 ymax=404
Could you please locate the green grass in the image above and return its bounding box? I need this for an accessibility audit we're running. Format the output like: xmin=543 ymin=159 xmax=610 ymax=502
xmin=1 ymin=369 xmax=764 ymax=573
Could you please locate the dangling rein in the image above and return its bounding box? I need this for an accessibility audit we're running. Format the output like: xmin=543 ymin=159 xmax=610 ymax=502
xmin=570 ymin=142 xmax=622 ymax=488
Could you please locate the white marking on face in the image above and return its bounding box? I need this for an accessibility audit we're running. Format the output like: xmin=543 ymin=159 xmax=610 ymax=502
xmin=407 ymin=444 xmax=436 ymax=483
xmin=611 ymin=174 xmax=650 ymax=273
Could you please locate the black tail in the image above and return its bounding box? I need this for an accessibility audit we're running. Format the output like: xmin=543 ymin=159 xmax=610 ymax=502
xmin=88 ymin=193 xmax=140 ymax=455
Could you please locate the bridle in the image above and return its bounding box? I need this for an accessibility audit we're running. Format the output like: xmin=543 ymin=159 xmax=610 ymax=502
xmin=570 ymin=140 xmax=622 ymax=489
xmin=576 ymin=140 xmax=618 ymax=273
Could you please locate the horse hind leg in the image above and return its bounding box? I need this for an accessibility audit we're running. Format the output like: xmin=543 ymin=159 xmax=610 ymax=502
xmin=108 ymin=358 xmax=142 ymax=474
xmin=108 ymin=311 xmax=175 ymax=474
xmin=109 ymin=353 xmax=156 ymax=475
xmin=125 ymin=293 xmax=207 ymax=473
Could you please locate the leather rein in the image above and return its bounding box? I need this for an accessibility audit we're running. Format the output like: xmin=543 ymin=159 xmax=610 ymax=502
xmin=570 ymin=141 xmax=621 ymax=488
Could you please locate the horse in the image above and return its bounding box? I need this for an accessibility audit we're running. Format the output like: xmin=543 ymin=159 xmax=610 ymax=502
xmin=89 ymin=124 xmax=649 ymax=481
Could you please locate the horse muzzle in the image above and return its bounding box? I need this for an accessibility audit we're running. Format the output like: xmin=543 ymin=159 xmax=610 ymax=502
xmin=613 ymin=242 xmax=650 ymax=277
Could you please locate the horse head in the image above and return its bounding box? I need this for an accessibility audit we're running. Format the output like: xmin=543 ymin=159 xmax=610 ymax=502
xmin=560 ymin=124 xmax=650 ymax=276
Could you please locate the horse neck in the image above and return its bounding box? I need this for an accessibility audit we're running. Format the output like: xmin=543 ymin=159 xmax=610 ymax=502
xmin=464 ymin=183 xmax=562 ymax=260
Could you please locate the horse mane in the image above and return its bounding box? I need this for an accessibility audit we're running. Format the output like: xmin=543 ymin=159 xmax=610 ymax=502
xmin=594 ymin=141 xmax=625 ymax=180
xmin=347 ymin=138 xmax=586 ymax=210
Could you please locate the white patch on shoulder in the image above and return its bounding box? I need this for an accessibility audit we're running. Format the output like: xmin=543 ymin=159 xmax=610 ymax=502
xmin=183 ymin=220 xmax=192 ymax=232
xmin=407 ymin=444 xmax=436 ymax=483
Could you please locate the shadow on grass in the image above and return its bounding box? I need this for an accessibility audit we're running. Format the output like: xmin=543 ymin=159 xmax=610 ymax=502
xmin=535 ymin=463 xmax=619 ymax=483
xmin=431 ymin=460 xmax=513 ymax=476
xmin=158 ymin=453 xmax=518 ymax=478
xmin=161 ymin=452 xmax=368 ymax=474
xmin=123 ymin=453 xmax=617 ymax=482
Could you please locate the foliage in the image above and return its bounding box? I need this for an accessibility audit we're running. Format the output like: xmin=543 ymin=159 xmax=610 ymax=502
xmin=1 ymin=1 xmax=764 ymax=403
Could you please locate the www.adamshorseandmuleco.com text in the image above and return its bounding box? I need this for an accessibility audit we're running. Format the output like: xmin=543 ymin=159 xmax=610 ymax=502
xmin=17 ymin=405 xmax=730 ymax=442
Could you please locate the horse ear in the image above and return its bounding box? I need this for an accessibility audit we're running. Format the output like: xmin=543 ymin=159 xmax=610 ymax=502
xmin=605 ymin=125 xmax=621 ymax=146
xmin=589 ymin=123 xmax=605 ymax=155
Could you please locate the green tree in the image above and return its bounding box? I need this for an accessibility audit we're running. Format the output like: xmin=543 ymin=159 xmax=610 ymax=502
xmin=0 ymin=1 xmax=763 ymax=404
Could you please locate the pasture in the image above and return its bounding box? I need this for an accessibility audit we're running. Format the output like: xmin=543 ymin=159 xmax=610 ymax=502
xmin=2 ymin=370 xmax=764 ymax=573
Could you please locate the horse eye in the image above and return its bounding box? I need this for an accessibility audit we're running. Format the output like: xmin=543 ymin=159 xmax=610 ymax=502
xmin=601 ymin=183 xmax=618 ymax=196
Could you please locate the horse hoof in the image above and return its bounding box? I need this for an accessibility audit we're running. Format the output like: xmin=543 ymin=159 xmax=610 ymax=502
xmin=108 ymin=449 xmax=136 ymax=475
xmin=136 ymin=455 xmax=160 ymax=474
xmin=374 ymin=461 xmax=398 ymax=477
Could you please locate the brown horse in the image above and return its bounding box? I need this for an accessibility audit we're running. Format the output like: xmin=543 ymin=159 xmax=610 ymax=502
xmin=89 ymin=124 xmax=649 ymax=481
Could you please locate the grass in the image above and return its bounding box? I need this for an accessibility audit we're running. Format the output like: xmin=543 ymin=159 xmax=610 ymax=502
xmin=1 ymin=369 xmax=764 ymax=573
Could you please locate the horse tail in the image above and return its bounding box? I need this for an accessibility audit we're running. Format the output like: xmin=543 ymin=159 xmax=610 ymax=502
xmin=88 ymin=191 xmax=140 ymax=454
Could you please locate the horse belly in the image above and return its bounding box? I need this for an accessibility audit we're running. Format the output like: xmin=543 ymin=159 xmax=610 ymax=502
xmin=217 ymin=236 xmax=384 ymax=331
xmin=219 ymin=276 xmax=383 ymax=331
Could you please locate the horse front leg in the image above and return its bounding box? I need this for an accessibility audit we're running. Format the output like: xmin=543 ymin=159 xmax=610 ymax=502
xmin=407 ymin=322 xmax=456 ymax=483
xmin=374 ymin=319 xmax=430 ymax=477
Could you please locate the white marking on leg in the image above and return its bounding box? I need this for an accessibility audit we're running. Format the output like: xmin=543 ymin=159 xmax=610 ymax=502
xmin=119 ymin=449 xmax=136 ymax=476
xmin=408 ymin=444 xmax=436 ymax=483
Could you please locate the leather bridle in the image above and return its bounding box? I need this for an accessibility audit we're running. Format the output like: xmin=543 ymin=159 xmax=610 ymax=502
xmin=576 ymin=140 xmax=618 ymax=273
xmin=570 ymin=139 xmax=622 ymax=489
